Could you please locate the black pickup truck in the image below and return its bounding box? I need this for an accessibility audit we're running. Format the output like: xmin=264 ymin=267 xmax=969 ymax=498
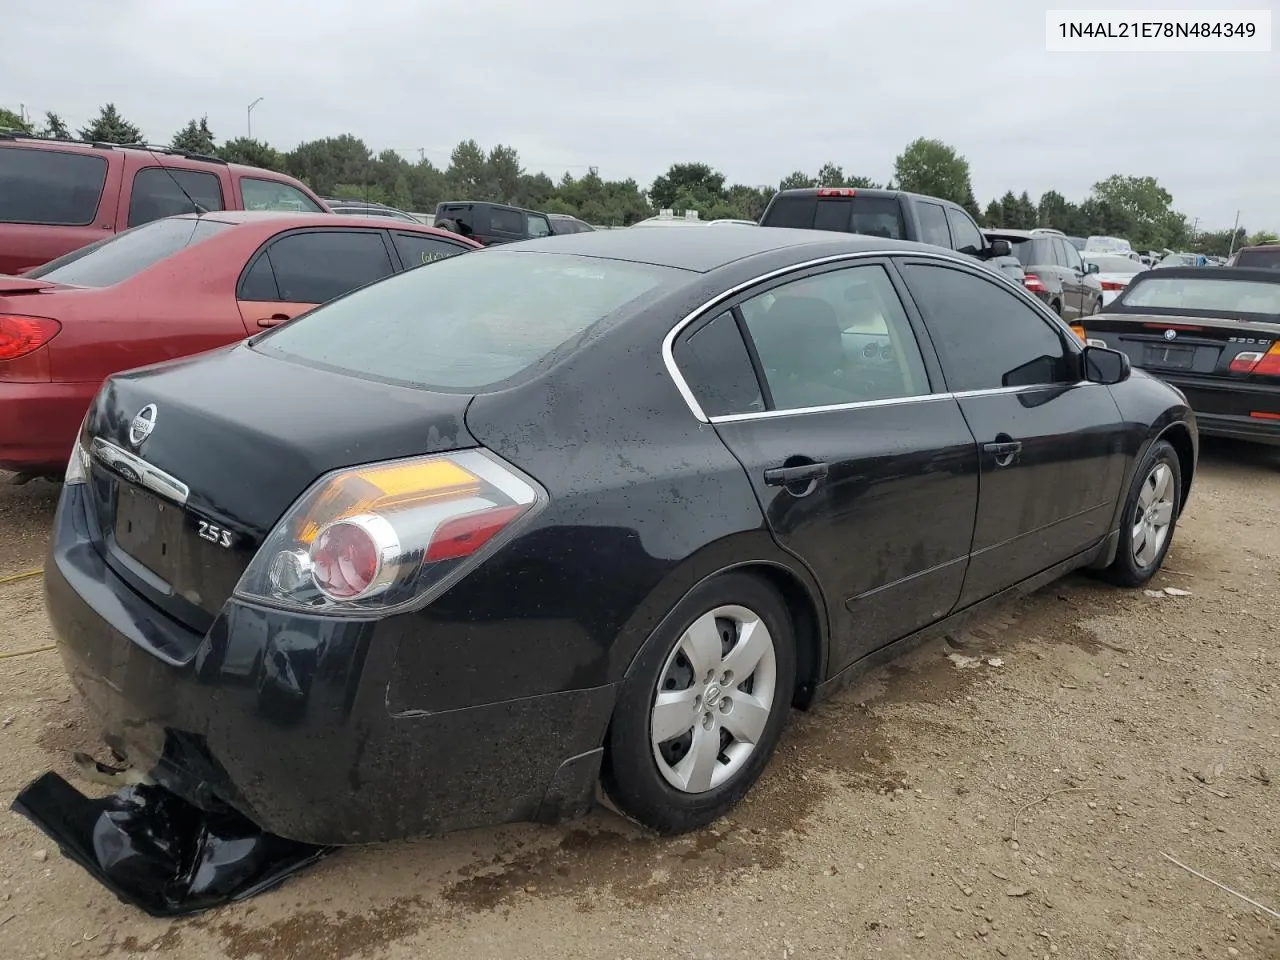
xmin=759 ymin=187 xmax=1012 ymax=268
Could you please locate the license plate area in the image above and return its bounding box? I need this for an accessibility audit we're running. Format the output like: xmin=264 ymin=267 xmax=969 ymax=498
xmin=113 ymin=484 xmax=185 ymax=579
xmin=1142 ymin=344 xmax=1195 ymax=370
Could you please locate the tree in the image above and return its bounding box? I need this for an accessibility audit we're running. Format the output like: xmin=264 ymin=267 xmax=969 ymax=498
xmin=285 ymin=134 xmax=373 ymax=196
xmin=649 ymin=163 xmax=726 ymax=212
xmin=1089 ymin=174 xmax=1179 ymax=249
xmin=218 ymin=137 xmax=282 ymax=171
xmin=171 ymin=116 xmax=216 ymax=155
xmin=982 ymin=199 xmax=1003 ymax=227
xmin=892 ymin=138 xmax=974 ymax=206
xmin=816 ymin=162 xmax=844 ymax=187
xmin=40 ymin=111 xmax=70 ymax=139
xmin=78 ymin=103 xmax=143 ymax=144
xmin=0 ymin=108 xmax=32 ymax=133
xmin=1037 ymin=190 xmax=1071 ymax=230
xmin=778 ymin=170 xmax=815 ymax=190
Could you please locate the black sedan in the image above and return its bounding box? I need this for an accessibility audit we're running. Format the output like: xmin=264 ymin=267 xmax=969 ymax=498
xmin=1076 ymin=266 xmax=1280 ymax=446
xmin=44 ymin=227 xmax=1197 ymax=845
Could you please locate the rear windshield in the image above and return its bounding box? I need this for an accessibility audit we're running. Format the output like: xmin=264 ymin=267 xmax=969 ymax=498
xmin=1120 ymin=276 xmax=1280 ymax=316
xmin=0 ymin=147 xmax=108 ymax=226
xmin=761 ymin=195 xmax=905 ymax=240
xmin=1085 ymin=254 xmax=1144 ymax=274
xmin=255 ymin=250 xmax=685 ymax=390
xmin=1005 ymin=237 xmax=1056 ymax=267
xmin=25 ymin=217 xmax=232 ymax=287
xmin=1234 ymin=247 xmax=1280 ymax=270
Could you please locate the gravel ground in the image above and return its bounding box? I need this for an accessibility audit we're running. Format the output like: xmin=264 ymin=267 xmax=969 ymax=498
xmin=1 ymin=440 xmax=1278 ymax=960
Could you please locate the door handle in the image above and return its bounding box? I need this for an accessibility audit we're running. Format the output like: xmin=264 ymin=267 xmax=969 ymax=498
xmin=764 ymin=461 xmax=829 ymax=487
xmin=257 ymin=314 xmax=291 ymax=328
xmin=982 ymin=438 xmax=1022 ymax=467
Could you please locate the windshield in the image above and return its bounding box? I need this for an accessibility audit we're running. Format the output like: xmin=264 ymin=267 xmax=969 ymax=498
xmin=1085 ymin=255 xmax=1144 ymax=274
xmin=25 ymin=217 xmax=232 ymax=287
xmin=1120 ymin=276 xmax=1280 ymax=316
xmin=256 ymin=250 xmax=686 ymax=390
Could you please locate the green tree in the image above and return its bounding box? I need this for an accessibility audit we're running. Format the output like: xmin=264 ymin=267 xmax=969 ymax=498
xmin=40 ymin=111 xmax=70 ymax=139
xmin=1037 ymin=190 xmax=1071 ymax=230
xmin=778 ymin=170 xmax=815 ymax=190
xmin=982 ymin=199 xmax=1003 ymax=227
xmin=649 ymin=163 xmax=726 ymax=212
xmin=171 ymin=116 xmax=216 ymax=155
xmin=446 ymin=139 xmax=490 ymax=197
xmin=892 ymin=138 xmax=974 ymax=205
xmin=285 ymin=134 xmax=373 ymax=196
xmin=815 ymin=162 xmax=844 ymax=187
xmin=218 ymin=137 xmax=282 ymax=170
xmin=1089 ymin=174 xmax=1178 ymax=249
xmin=0 ymin=108 xmax=32 ymax=133
xmin=78 ymin=103 xmax=143 ymax=144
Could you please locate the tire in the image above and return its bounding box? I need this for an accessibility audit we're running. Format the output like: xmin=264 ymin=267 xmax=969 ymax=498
xmin=1090 ymin=297 xmax=1102 ymax=315
xmin=1103 ymin=439 xmax=1182 ymax=587
xmin=602 ymin=572 xmax=797 ymax=834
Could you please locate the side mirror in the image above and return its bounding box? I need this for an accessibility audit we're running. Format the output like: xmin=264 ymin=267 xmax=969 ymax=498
xmin=1087 ymin=262 xmax=1100 ymax=274
xmin=987 ymin=238 xmax=1012 ymax=258
xmin=1082 ymin=345 xmax=1130 ymax=385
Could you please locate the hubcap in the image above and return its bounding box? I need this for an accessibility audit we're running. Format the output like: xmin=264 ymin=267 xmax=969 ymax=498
xmin=650 ymin=604 xmax=778 ymax=794
xmin=1132 ymin=462 xmax=1175 ymax=568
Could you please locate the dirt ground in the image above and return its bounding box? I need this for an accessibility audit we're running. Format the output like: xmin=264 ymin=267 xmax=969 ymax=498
xmin=1 ymin=441 xmax=1278 ymax=960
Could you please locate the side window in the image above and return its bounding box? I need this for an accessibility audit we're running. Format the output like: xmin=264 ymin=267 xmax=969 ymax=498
xmin=526 ymin=214 xmax=552 ymax=238
xmin=392 ymin=232 xmax=469 ymax=267
xmin=263 ymin=230 xmax=395 ymax=304
xmin=916 ymin=202 xmax=951 ymax=249
xmin=900 ymin=262 xmax=1075 ymax=393
xmin=240 ymin=178 xmax=323 ymax=213
xmin=0 ymin=148 xmax=108 ymax=226
xmin=738 ymin=264 xmax=931 ymax=411
xmin=238 ymin=252 xmax=279 ymax=300
xmin=1060 ymin=239 xmax=1083 ymax=272
xmin=489 ymin=207 xmax=523 ymax=234
xmin=945 ymin=208 xmax=984 ymax=256
xmin=672 ymin=311 xmax=763 ymax=417
xmin=127 ymin=168 xmax=225 ymax=227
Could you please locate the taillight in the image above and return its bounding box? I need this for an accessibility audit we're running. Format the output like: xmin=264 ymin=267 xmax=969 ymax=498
xmin=235 ymin=449 xmax=545 ymax=615
xmin=1230 ymin=341 xmax=1280 ymax=376
xmin=1100 ymin=280 xmax=1127 ymax=291
xmin=816 ymin=188 xmax=856 ymax=197
xmin=1023 ymin=274 xmax=1047 ymax=294
xmin=1069 ymin=323 xmax=1087 ymax=342
xmin=0 ymin=314 xmax=61 ymax=361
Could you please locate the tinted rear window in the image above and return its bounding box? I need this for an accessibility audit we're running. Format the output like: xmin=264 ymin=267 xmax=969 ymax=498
xmin=1234 ymin=248 xmax=1280 ymax=270
xmin=1120 ymin=276 xmax=1280 ymax=316
xmin=0 ymin=147 xmax=108 ymax=226
xmin=256 ymin=250 xmax=685 ymax=390
xmin=762 ymin=195 xmax=904 ymax=239
xmin=1006 ymin=238 xmax=1056 ymax=267
xmin=25 ymin=217 xmax=232 ymax=287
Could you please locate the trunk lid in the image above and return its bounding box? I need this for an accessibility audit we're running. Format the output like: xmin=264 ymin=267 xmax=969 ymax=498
xmin=83 ymin=343 xmax=476 ymax=633
xmin=1082 ymin=311 xmax=1280 ymax=379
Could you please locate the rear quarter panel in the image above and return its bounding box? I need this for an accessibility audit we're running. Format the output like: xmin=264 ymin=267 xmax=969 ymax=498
xmin=384 ymin=277 xmax=829 ymax=715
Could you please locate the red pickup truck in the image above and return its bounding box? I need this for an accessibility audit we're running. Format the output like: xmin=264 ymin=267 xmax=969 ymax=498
xmin=0 ymin=134 xmax=330 ymax=275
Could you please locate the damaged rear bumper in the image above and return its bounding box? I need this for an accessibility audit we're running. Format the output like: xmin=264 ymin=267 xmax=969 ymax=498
xmin=43 ymin=485 xmax=616 ymax=845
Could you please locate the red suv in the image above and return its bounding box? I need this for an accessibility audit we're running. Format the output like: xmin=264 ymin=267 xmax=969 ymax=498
xmin=0 ymin=134 xmax=331 ymax=275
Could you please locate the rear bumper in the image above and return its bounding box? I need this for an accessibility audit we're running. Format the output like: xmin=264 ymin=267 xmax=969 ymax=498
xmin=44 ymin=484 xmax=616 ymax=845
xmin=0 ymin=380 xmax=96 ymax=473
xmin=1158 ymin=374 xmax=1280 ymax=447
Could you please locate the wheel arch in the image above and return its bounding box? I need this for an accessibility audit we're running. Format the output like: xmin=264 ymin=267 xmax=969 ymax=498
xmin=1155 ymin=420 xmax=1196 ymax=514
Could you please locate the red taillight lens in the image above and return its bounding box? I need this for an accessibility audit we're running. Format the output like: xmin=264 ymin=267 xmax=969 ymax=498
xmin=1232 ymin=342 xmax=1280 ymax=376
xmin=426 ymin=504 xmax=525 ymax=563
xmin=816 ymin=187 xmax=857 ymax=197
xmin=1100 ymin=280 xmax=1126 ymax=291
xmin=1023 ymin=274 xmax=1047 ymax=294
xmin=310 ymin=517 xmax=388 ymax=600
xmin=0 ymin=314 xmax=61 ymax=361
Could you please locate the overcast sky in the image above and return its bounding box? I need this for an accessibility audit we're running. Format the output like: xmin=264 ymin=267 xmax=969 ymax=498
xmin=5 ymin=0 xmax=1277 ymax=230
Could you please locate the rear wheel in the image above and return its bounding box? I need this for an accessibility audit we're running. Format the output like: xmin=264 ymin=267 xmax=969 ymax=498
xmin=602 ymin=572 xmax=796 ymax=834
xmin=1104 ymin=439 xmax=1182 ymax=587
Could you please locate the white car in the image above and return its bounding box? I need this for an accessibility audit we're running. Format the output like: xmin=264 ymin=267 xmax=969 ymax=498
xmin=1083 ymin=253 xmax=1146 ymax=305
xmin=1084 ymin=235 xmax=1135 ymax=256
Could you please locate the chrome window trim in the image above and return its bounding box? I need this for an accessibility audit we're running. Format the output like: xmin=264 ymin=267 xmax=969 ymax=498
xmin=661 ymin=247 xmax=1073 ymax=423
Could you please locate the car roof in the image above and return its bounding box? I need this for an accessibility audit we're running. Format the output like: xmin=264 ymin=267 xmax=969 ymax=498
xmin=1131 ymin=265 xmax=1280 ymax=284
xmin=180 ymin=210 xmax=465 ymax=237
xmin=512 ymin=225 xmax=956 ymax=273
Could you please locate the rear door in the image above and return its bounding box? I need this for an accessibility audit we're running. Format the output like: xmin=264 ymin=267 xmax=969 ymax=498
xmin=671 ymin=258 xmax=980 ymax=671
xmin=897 ymin=258 xmax=1127 ymax=605
xmin=236 ymin=228 xmax=397 ymax=330
xmin=119 ymin=165 xmax=227 ymax=228
xmin=1055 ymin=237 xmax=1090 ymax=319
xmin=915 ymin=201 xmax=953 ymax=251
xmin=0 ymin=146 xmax=122 ymax=274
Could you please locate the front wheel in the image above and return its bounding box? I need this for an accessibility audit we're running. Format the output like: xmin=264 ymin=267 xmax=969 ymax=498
xmin=1103 ymin=439 xmax=1182 ymax=587
xmin=602 ymin=572 xmax=796 ymax=834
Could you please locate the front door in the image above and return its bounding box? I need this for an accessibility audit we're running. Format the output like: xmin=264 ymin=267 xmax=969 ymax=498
xmin=670 ymin=259 xmax=980 ymax=672
xmin=235 ymin=228 xmax=397 ymax=332
xmin=896 ymin=258 xmax=1128 ymax=606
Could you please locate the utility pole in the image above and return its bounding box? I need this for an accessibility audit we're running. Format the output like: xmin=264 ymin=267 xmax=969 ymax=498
xmin=1190 ymin=217 xmax=1199 ymax=239
xmin=418 ymin=147 xmax=425 ymax=162
xmin=247 ymin=97 xmax=263 ymax=140
xmin=1227 ymin=210 xmax=1241 ymax=257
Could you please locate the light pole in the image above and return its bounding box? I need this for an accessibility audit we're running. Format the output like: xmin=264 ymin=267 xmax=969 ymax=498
xmin=247 ymin=97 xmax=263 ymax=140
